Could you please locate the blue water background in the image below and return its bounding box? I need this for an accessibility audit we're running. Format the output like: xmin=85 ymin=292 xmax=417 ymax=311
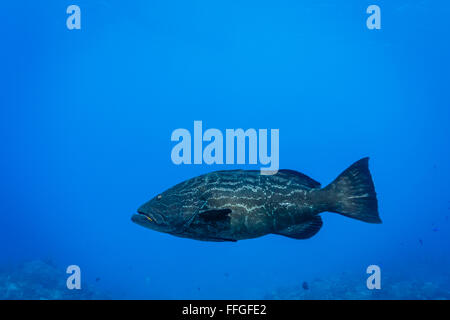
xmin=1 ymin=0 xmax=449 ymax=299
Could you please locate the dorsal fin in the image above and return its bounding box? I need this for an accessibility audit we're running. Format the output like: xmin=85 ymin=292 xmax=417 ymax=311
xmin=278 ymin=169 xmax=321 ymax=189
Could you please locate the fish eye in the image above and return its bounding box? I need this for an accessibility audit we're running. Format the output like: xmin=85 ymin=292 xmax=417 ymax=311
xmin=157 ymin=194 xmax=162 ymax=200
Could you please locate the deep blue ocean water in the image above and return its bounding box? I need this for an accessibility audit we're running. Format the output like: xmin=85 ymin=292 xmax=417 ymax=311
xmin=1 ymin=1 xmax=449 ymax=299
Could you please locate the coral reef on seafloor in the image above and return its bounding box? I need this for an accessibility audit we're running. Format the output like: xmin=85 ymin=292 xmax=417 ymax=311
xmin=0 ymin=260 xmax=109 ymax=300
xmin=264 ymin=273 xmax=450 ymax=300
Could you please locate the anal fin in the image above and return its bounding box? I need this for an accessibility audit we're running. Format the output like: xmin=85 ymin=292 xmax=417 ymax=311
xmin=274 ymin=216 xmax=323 ymax=239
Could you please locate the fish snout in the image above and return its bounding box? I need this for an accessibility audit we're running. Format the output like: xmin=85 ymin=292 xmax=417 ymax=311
xmin=133 ymin=208 xmax=167 ymax=226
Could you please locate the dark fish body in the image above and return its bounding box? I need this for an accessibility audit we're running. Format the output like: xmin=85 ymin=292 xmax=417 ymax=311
xmin=132 ymin=158 xmax=381 ymax=242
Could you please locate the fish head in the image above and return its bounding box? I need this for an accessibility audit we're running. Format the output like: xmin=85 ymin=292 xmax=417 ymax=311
xmin=131 ymin=185 xmax=198 ymax=234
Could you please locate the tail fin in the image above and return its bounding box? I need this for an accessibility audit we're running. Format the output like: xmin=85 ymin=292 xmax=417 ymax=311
xmin=323 ymin=157 xmax=381 ymax=223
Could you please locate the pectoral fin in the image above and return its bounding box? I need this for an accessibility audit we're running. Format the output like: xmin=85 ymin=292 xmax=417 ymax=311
xmin=274 ymin=216 xmax=323 ymax=239
xmin=186 ymin=208 xmax=234 ymax=240
xmin=198 ymin=209 xmax=232 ymax=222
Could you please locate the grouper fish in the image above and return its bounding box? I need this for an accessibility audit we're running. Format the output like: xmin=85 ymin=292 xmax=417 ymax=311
xmin=131 ymin=158 xmax=381 ymax=242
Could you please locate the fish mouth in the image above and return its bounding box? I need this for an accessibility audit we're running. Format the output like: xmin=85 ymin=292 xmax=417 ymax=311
xmin=136 ymin=210 xmax=157 ymax=223
xmin=133 ymin=209 xmax=167 ymax=226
